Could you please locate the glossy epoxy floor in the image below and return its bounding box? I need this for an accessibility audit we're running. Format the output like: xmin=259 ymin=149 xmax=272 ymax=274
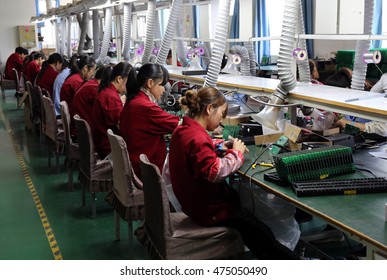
xmin=0 ymin=90 xmax=148 ymax=260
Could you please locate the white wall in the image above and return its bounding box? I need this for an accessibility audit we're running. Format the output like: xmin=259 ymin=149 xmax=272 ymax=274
xmin=0 ymin=0 xmax=38 ymax=67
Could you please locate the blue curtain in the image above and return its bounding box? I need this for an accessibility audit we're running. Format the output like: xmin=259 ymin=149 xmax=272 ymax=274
xmin=229 ymin=0 xmax=240 ymax=46
xmin=193 ymin=6 xmax=199 ymax=38
xmin=253 ymin=0 xmax=270 ymax=64
xmin=372 ymin=0 xmax=383 ymax=48
xmin=301 ymin=0 xmax=314 ymax=59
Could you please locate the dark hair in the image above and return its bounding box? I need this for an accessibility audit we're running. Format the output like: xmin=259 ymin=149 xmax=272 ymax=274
xmin=15 ymin=47 xmax=28 ymax=55
xmin=94 ymin=64 xmax=110 ymax=80
xmin=324 ymin=67 xmax=352 ymax=88
xmin=32 ymin=51 xmax=46 ymax=61
xmin=126 ymin=63 xmax=169 ymax=100
xmin=99 ymin=61 xmax=135 ymax=92
xmin=180 ymin=87 xmax=227 ymax=118
xmin=36 ymin=53 xmax=63 ymax=81
xmin=68 ymin=54 xmax=96 ymax=78
xmin=309 ymin=60 xmax=319 ymax=80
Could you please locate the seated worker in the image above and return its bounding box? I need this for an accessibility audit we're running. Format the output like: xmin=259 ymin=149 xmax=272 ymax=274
xmin=166 ymin=49 xmax=182 ymax=66
xmin=168 ymin=86 xmax=299 ymax=259
xmin=25 ymin=51 xmax=46 ymax=84
xmin=4 ymin=47 xmax=28 ymax=80
xmin=72 ymin=65 xmax=109 ymax=131
xmin=35 ymin=53 xmax=64 ymax=98
xmin=329 ymin=68 xmax=387 ymax=136
xmin=120 ymin=63 xmax=180 ymax=179
xmin=60 ymin=54 xmax=96 ymax=135
xmin=91 ymin=62 xmax=135 ymax=159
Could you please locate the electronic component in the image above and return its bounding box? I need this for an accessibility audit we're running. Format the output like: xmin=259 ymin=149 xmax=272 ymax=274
xmin=292 ymin=177 xmax=387 ymax=197
xmin=273 ymin=145 xmax=355 ymax=183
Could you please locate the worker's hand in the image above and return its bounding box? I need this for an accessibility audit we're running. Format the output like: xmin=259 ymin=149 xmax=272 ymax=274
xmin=335 ymin=118 xmax=349 ymax=129
xmin=232 ymin=138 xmax=247 ymax=154
xmin=120 ymin=94 xmax=127 ymax=105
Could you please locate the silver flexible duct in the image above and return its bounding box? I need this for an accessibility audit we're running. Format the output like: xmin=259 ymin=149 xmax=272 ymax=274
xmin=244 ymin=41 xmax=257 ymax=75
xmin=122 ymin=3 xmax=133 ymax=61
xmin=78 ymin=12 xmax=89 ymax=55
xmin=296 ymin=1 xmax=310 ymax=83
xmin=92 ymin=10 xmax=100 ymax=59
xmin=67 ymin=16 xmax=72 ymax=57
xmin=156 ymin=0 xmax=184 ymax=65
xmin=97 ymin=7 xmax=113 ymax=64
xmin=194 ymin=42 xmax=212 ymax=69
xmin=351 ymin=0 xmax=374 ymax=90
xmin=252 ymin=0 xmax=299 ymax=130
xmin=204 ymin=0 xmax=232 ymax=87
xmin=231 ymin=45 xmax=251 ymax=76
xmin=154 ymin=11 xmax=162 ymax=49
xmin=175 ymin=21 xmax=189 ymax=67
xmin=142 ymin=0 xmax=156 ymax=65
xmin=54 ymin=19 xmax=60 ymax=55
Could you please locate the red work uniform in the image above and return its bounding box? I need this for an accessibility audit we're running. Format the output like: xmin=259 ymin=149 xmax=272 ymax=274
xmin=91 ymin=84 xmax=123 ymax=159
xmin=4 ymin=53 xmax=23 ymax=80
xmin=72 ymin=79 xmax=99 ymax=130
xmin=60 ymin=73 xmax=84 ymax=134
xmin=36 ymin=65 xmax=59 ymax=97
xmin=25 ymin=60 xmax=41 ymax=84
xmin=169 ymin=116 xmax=244 ymax=226
xmin=120 ymin=90 xmax=179 ymax=178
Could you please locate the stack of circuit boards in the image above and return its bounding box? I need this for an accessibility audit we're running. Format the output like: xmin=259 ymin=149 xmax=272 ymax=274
xmin=273 ymin=145 xmax=355 ymax=183
xmin=271 ymin=145 xmax=387 ymax=196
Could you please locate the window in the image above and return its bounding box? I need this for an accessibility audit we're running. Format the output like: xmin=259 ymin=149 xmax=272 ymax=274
xmin=265 ymin=0 xmax=284 ymax=56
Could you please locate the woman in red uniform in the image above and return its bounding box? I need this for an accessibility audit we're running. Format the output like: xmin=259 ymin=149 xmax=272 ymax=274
xmin=25 ymin=51 xmax=46 ymax=84
xmin=168 ymin=87 xmax=299 ymax=259
xmin=60 ymin=54 xmax=96 ymax=136
xmin=35 ymin=53 xmax=63 ymax=97
xmin=91 ymin=62 xmax=135 ymax=159
xmin=72 ymin=65 xmax=108 ymax=130
xmin=4 ymin=47 xmax=28 ymax=80
xmin=120 ymin=63 xmax=179 ymax=179
xmin=60 ymin=54 xmax=96 ymax=116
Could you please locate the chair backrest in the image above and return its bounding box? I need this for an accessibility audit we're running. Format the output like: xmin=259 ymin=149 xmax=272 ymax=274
xmin=12 ymin=68 xmax=24 ymax=92
xmin=60 ymin=101 xmax=73 ymax=154
xmin=107 ymin=129 xmax=138 ymax=205
xmin=73 ymin=114 xmax=94 ymax=177
xmin=139 ymin=154 xmax=172 ymax=256
xmin=41 ymin=95 xmax=57 ymax=142
xmin=25 ymin=81 xmax=35 ymax=118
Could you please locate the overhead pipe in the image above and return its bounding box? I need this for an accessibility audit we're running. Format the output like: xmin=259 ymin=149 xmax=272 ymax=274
xmin=92 ymin=10 xmax=100 ymax=59
xmin=175 ymin=21 xmax=189 ymax=67
xmin=296 ymin=2 xmax=310 ymax=83
xmin=154 ymin=11 xmax=162 ymax=49
xmin=156 ymin=0 xmax=184 ymax=65
xmin=122 ymin=3 xmax=133 ymax=61
xmin=204 ymin=0 xmax=232 ymax=87
xmin=244 ymin=41 xmax=257 ymax=75
xmin=60 ymin=18 xmax=66 ymax=55
xmin=97 ymin=7 xmax=113 ymax=64
xmin=67 ymin=16 xmax=72 ymax=57
xmin=54 ymin=19 xmax=61 ymax=55
xmin=351 ymin=0 xmax=375 ymax=90
xmin=252 ymin=0 xmax=300 ymax=130
xmin=77 ymin=12 xmax=89 ymax=55
xmin=142 ymin=0 xmax=156 ymax=65
xmin=230 ymin=45 xmax=251 ymax=76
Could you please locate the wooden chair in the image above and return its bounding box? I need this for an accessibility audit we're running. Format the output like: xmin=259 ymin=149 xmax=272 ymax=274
xmin=137 ymin=154 xmax=245 ymax=259
xmin=73 ymin=114 xmax=113 ymax=218
xmin=105 ymin=129 xmax=144 ymax=244
xmin=60 ymin=101 xmax=80 ymax=191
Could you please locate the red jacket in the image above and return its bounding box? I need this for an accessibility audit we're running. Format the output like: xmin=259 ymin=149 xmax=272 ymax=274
xmin=36 ymin=65 xmax=59 ymax=97
xmin=73 ymin=79 xmax=99 ymax=131
xmin=120 ymin=91 xmax=179 ymax=178
xmin=60 ymin=73 xmax=84 ymax=111
xmin=91 ymin=84 xmax=123 ymax=159
xmin=4 ymin=53 xmax=23 ymax=80
xmin=169 ymin=116 xmax=242 ymax=226
xmin=25 ymin=60 xmax=41 ymax=84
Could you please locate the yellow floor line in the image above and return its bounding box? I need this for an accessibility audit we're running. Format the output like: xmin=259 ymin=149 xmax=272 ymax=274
xmin=0 ymin=104 xmax=63 ymax=260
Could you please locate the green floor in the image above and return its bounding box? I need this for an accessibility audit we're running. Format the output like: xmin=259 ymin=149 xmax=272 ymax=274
xmin=0 ymin=89 xmax=148 ymax=260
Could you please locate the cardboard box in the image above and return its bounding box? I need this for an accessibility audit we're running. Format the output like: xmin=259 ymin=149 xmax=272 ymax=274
xmin=312 ymin=127 xmax=340 ymax=137
xmin=254 ymin=132 xmax=283 ymax=145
